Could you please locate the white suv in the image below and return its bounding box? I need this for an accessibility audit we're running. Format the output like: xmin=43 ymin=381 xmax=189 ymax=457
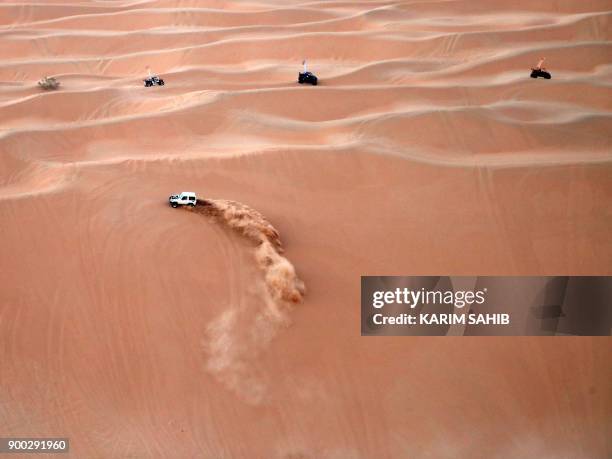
xmin=169 ymin=191 xmax=197 ymax=208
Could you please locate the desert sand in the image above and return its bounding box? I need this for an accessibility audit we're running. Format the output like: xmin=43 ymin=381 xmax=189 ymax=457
xmin=1 ymin=0 xmax=611 ymax=457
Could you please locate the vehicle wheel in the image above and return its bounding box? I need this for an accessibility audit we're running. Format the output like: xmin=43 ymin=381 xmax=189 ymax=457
xmin=171 ymin=203 xmax=178 ymax=208
xmin=312 ymin=80 xmax=318 ymax=86
xmin=543 ymin=73 xmax=551 ymax=79
xmin=189 ymin=203 xmax=195 ymax=207
xmin=159 ymin=80 xmax=165 ymax=86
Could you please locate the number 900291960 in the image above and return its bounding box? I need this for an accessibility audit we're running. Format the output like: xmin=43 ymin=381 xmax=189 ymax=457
xmin=0 ymin=438 xmax=69 ymax=453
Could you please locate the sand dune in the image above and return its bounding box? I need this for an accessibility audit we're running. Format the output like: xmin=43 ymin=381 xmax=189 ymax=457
xmin=1 ymin=1 xmax=610 ymax=458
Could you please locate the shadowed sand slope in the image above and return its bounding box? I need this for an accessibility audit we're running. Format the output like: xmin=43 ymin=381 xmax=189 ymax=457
xmin=1 ymin=0 xmax=611 ymax=458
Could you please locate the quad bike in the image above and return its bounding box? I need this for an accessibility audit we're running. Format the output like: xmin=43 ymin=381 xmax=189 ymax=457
xmin=530 ymin=68 xmax=551 ymax=79
xmin=298 ymin=71 xmax=318 ymax=85
xmin=38 ymin=76 xmax=60 ymax=90
xmin=144 ymin=75 xmax=165 ymax=87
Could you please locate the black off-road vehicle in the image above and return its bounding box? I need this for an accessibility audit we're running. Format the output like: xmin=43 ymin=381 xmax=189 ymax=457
xmin=144 ymin=75 xmax=165 ymax=87
xmin=298 ymin=71 xmax=318 ymax=85
xmin=530 ymin=69 xmax=551 ymax=79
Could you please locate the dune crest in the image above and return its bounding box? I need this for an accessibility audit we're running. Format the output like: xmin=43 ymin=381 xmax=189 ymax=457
xmin=187 ymin=199 xmax=305 ymax=404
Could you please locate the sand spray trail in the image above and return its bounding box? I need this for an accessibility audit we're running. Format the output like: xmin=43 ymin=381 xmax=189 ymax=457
xmin=186 ymin=199 xmax=305 ymax=404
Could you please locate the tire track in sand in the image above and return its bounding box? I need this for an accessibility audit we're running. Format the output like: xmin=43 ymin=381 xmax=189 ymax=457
xmin=184 ymin=198 xmax=305 ymax=404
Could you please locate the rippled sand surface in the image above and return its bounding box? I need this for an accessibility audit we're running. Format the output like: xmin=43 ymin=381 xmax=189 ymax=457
xmin=1 ymin=1 xmax=610 ymax=457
